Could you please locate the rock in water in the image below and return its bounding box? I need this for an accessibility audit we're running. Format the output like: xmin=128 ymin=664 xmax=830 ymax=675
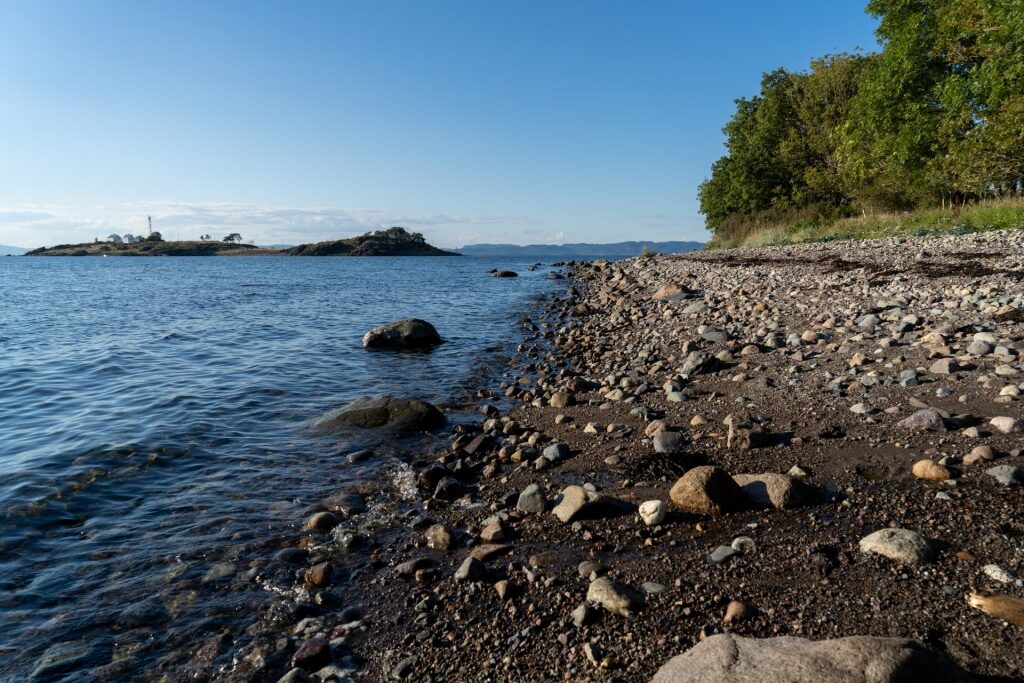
xmin=858 ymin=528 xmax=934 ymax=564
xmin=669 ymin=466 xmax=745 ymax=516
xmin=361 ymin=318 xmax=442 ymax=349
xmin=313 ymin=396 xmax=445 ymax=433
xmin=649 ymin=634 xmax=970 ymax=682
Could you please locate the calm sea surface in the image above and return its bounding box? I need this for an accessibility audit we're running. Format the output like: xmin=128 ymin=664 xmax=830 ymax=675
xmin=0 ymin=255 xmax=563 ymax=680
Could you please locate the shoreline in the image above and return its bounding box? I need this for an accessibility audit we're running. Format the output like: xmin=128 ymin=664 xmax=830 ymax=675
xmin=219 ymin=231 xmax=1021 ymax=681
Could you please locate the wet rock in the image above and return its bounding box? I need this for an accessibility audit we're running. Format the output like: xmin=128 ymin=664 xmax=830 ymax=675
xmin=361 ymin=318 xmax=442 ymax=350
xmin=858 ymin=528 xmax=934 ymax=564
xmin=897 ymin=409 xmax=946 ymax=431
xmin=638 ymin=500 xmax=666 ymax=526
xmin=291 ymin=637 xmax=330 ymax=672
xmin=314 ymin=396 xmax=445 ymax=433
xmin=321 ymin=492 xmax=367 ymax=517
xmin=274 ymin=547 xmax=309 ymax=564
xmin=669 ymin=466 xmax=745 ymax=516
xmin=32 ymin=640 xmax=91 ymax=679
xmin=277 ymin=669 xmax=314 ymax=683
xmin=304 ymin=562 xmax=332 ymax=587
xmin=731 ymin=473 xmax=808 ymax=509
xmin=425 ymin=524 xmax=454 ymax=552
xmin=491 ymin=270 xmax=518 ymax=278
xmin=586 ymin=577 xmax=641 ymax=617
xmin=650 ymin=634 xmax=970 ymax=683
xmin=911 ymin=459 xmax=951 ymax=482
xmin=516 ymin=483 xmax=547 ymax=514
xmin=304 ymin=511 xmax=341 ymax=533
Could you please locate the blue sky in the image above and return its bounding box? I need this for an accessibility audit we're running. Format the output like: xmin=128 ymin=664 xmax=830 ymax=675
xmin=0 ymin=1 xmax=879 ymax=248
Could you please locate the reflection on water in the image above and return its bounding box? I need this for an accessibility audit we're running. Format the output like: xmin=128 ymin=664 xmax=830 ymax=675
xmin=0 ymin=255 xmax=558 ymax=679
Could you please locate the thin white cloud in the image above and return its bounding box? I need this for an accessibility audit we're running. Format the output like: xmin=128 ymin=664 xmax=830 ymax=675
xmin=0 ymin=201 xmax=538 ymax=249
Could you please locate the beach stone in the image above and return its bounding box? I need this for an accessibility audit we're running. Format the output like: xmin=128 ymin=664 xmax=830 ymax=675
xmin=732 ymin=473 xmax=807 ymax=509
xmin=277 ymin=669 xmax=314 ymax=683
xmin=516 ymin=483 xmax=547 ymax=514
xmin=304 ymin=511 xmax=340 ymax=531
xmin=586 ymin=577 xmax=641 ymax=617
xmin=551 ymin=485 xmax=620 ymax=523
xmin=644 ymin=420 xmax=669 ymax=437
xmin=543 ymin=442 xmax=572 ymax=462
xmin=897 ymin=409 xmax=946 ymax=431
xmin=990 ymin=416 xmax=1024 ymax=433
xmin=708 ymin=546 xmax=739 ymax=565
xmin=314 ymin=396 xmax=445 ymax=433
xmin=985 ymin=464 xmax=1022 ymax=486
xmin=491 ymin=270 xmax=518 ymax=277
xmin=964 ymin=446 xmax=995 ymax=466
xmin=929 ymin=358 xmax=956 ymax=375
xmin=425 ymin=524 xmax=454 ymax=552
xmin=291 ymin=637 xmax=330 ymax=671
xmin=549 ymin=391 xmax=573 ymax=408
xmin=669 ymin=466 xmax=745 ymax=516
xmin=652 ymin=430 xmax=685 ymax=454
xmin=454 ymin=556 xmax=484 ymax=582
xmin=652 ymin=283 xmax=687 ymax=299
xmin=723 ymin=600 xmax=751 ymax=624
xmin=858 ymin=528 xmax=934 ymax=564
xmin=361 ymin=318 xmax=441 ymax=350
xmin=638 ymin=500 xmax=667 ymax=526
xmin=650 ymin=634 xmax=970 ymax=683
xmin=321 ymin=492 xmax=367 ymax=517
xmin=572 ymin=603 xmax=598 ymax=627
xmin=911 ymin=459 xmax=951 ymax=482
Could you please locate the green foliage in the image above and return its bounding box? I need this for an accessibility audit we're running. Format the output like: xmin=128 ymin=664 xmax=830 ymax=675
xmin=701 ymin=0 xmax=1024 ymax=244
xmin=223 ymin=233 xmax=243 ymax=243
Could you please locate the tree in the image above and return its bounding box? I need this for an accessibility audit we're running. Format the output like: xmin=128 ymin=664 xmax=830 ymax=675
xmin=223 ymin=233 xmax=242 ymax=243
xmin=146 ymin=232 xmax=163 ymax=242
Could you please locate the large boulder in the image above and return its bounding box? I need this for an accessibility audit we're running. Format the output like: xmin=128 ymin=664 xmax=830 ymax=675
xmin=669 ymin=466 xmax=745 ymax=516
xmin=650 ymin=634 xmax=970 ymax=683
xmin=362 ymin=318 xmax=442 ymax=350
xmin=313 ymin=396 xmax=446 ymax=433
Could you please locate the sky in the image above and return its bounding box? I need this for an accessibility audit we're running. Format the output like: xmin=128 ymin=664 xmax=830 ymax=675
xmin=0 ymin=1 xmax=880 ymax=249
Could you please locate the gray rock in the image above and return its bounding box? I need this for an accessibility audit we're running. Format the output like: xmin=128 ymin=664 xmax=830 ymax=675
xmin=516 ymin=483 xmax=547 ymax=514
xmin=313 ymin=396 xmax=445 ymax=433
xmin=707 ymin=545 xmax=739 ymax=565
xmin=859 ymin=528 xmax=934 ymax=564
xmin=571 ymin=603 xmax=598 ymax=627
xmin=361 ymin=318 xmax=442 ymax=349
xmin=985 ymin=464 xmax=1022 ymax=486
xmin=652 ymin=430 xmax=685 ymax=454
xmin=551 ymin=485 xmax=622 ymax=523
xmin=543 ymin=442 xmax=572 ymax=462
xmin=896 ymin=408 xmax=946 ymax=431
xmin=650 ymin=634 xmax=970 ymax=683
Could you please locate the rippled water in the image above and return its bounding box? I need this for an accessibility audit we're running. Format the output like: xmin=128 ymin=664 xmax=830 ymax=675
xmin=0 ymin=255 xmax=560 ymax=680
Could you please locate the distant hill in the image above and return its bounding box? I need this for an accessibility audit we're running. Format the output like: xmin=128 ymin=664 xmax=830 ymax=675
xmin=456 ymin=240 xmax=704 ymax=258
xmin=0 ymin=244 xmax=28 ymax=256
xmin=285 ymin=227 xmax=458 ymax=256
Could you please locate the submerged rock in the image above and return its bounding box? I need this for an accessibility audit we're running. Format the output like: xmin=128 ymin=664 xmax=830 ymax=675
xmin=313 ymin=396 xmax=446 ymax=433
xmin=361 ymin=318 xmax=442 ymax=350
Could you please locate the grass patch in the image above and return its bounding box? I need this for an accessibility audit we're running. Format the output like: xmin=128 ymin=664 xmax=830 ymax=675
xmin=706 ymin=197 xmax=1024 ymax=249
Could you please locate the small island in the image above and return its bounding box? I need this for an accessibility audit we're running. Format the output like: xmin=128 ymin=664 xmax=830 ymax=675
xmin=24 ymin=227 xmax=458 ymax=257
xmin=284 ymin=227 xmax=458 ymax=256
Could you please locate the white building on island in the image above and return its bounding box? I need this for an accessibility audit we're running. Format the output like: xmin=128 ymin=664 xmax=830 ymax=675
xmin=106 ymin=234 xmax=123 ymax=244
xmin=123 ymin=234 xmax=135 ymax=244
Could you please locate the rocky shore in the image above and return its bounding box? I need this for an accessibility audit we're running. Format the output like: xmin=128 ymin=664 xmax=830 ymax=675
xmin=229 ymin=230 xmax=1024 ymax=682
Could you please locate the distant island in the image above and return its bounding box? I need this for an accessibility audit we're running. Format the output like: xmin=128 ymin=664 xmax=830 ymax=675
xmin=24 ymin=227 xmax=457 ymax=257
xmin=284 ymin=227 xmax=458 ymax=256
xmin=456 ymin=240 xmax=704 ymax=257
xmin=1 ymin=244 xmax=28 ymax=256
